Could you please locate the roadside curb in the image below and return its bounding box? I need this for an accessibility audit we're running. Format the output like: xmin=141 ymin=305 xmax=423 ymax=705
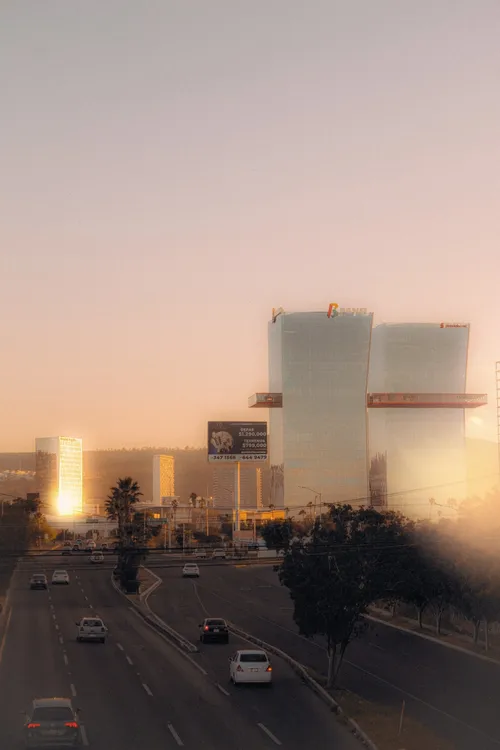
xmin=364 ymin=613 xmax=500 ymax=668
xmin=110 ymin=567 xmax=199 ymax=655
xmin=226 ymin=621 xmax=378 ymax=750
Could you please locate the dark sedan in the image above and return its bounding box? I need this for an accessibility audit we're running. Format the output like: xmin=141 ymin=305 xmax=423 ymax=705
xmin=199 ymin=618 xmax=229 ymax=643
xmin=30 ymin=574 xmax=48 ymax=590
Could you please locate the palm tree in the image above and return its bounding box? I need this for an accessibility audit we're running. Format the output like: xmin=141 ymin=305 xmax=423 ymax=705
xmin=269 ymin=503 xmax=275 ymax=520
xmin=105 ymin=477 xmax=142 ymax=544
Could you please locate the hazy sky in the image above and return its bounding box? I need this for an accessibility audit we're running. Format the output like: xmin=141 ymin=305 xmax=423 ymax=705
xmin=1 ymin=0 xmax=499 ymax=451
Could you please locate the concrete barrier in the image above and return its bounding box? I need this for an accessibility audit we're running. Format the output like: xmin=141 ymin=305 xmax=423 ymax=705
xmin=110 ymin=568 xmax=199 ymax=654
xmin=227 ymin=621 xmax=379 ymax=750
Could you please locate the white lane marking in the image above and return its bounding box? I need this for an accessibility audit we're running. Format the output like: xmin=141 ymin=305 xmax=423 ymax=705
xmin=257 ymin=723 xmax=282 ymax=745
xmin=63 ymin=654 xmax=69 ymax=666
xmin=52 ymin=614 xmax=56 ymax=620
xmin=117 ymin=643 xmax=124 ymax=651
xmin=50 ymin=604 xmax=54 ymax=610
xmin=59 ymin=636 xmax=64 ymax=645
xmin=70 ymin=684 xmax=77 ymax=696
xmin=88 ymin=604 xmax=93 ymax=609
xmin=126 ymin=656 xmax=133 ymax=665
xmin=216 ymin=683 xmax=230 ymax=696
xmin=55 ymin=624 xmax=59 ymax=631
xmin=127 ymin=606 xmax=208 ymax=676
xmin=80 ymin=724 xmax=89 ymax=746
xmin=168 ymin=723 xmax=184 ymax=746
xmin=142 ymin=683 xmax=153 ymax=696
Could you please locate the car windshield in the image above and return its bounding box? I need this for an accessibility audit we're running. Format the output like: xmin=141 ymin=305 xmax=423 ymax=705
xmin=32 ymin=575 xmax=45 ymax=580
xmin=207 ymin=619 xmax=226 ymax=627
xmin=82 ymin=620 xmax=103 ymax=627
xmin=32 ymin=707 xmax=73 ymax=722
xmin=240 ymin=653 xmax=268 ymax=663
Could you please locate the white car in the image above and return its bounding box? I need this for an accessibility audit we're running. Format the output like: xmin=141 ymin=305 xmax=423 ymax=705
xmin=51 ymin=570 xmax=70 ymax=585
xmin=229 ymin=649 xmax=273 ymax=685
xmin=90 ymin=552 xmax=104 ymax=564
xmin=76 ymin=616 xmax=108 ymax=643
xmin=182 ymin=563 xmax=200 ymax=578
xmin=193 ymin=550 xmax=207 ymax=559
xmin=212 ymin=548 xmax=226 ymax=560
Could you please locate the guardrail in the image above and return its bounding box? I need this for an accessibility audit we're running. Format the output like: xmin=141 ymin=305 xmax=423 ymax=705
xmin=226 ymin=621 xmax=379 ymax=750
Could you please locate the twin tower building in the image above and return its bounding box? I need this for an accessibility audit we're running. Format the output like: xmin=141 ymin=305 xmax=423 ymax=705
xmin=250 ymin=308 xmax=486 ymax=519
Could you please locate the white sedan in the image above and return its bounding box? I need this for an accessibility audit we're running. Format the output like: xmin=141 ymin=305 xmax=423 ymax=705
xmin=229 ymin=649 xmax=273 ymax=685
xmin=90 ymin=552 xmax=104 ymax=564
xmin=51 ymin=570 xmax=70 ymax=585
xmin=182 ymin=563 xmax=200 ymax=578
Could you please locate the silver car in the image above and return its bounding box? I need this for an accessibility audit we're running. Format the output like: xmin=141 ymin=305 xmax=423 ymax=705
xmin=24 ymin=697 xmax=82 ymax=747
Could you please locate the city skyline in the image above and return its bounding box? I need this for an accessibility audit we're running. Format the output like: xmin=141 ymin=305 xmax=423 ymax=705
xmin=1 ymin=1 xmax=499 ymax=451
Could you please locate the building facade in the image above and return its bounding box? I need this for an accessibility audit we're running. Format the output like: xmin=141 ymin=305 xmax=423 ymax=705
xmin=152 ymin=455 xmax=175 ymax=505
xmin=368 ymin=323 xmax=470 ymax=517
xmin=35 ymin=436 xmax=83 ymax=516
xmin=268 ymin=310 xmax=373 ymax=509
xmin=211 ymin=465 xmax=262 ymax=510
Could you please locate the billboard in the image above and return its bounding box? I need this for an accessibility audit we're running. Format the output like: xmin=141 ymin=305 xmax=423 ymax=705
xmin=208 ymin=422 xmax=268 ymax=463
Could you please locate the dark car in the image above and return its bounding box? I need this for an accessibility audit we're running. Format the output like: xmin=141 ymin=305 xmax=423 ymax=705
xmin=199 ymin=618 xmax=229 ymax=644
xmin=24 ymin=697 xmax=82 ymax=747
xmin=62 ymin=547 xmax=71 ymax=556
xmin=72 ymin=545 xmax=81 ymax=552
xmin=30 ymin=574 xmax=48 ymax=590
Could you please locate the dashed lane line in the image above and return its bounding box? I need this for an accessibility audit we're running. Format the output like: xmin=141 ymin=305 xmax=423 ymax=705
xmin=142 ymin=683 xmax=153 ymax=696
xmin=117 ymin=643 xmax=124 ymax=651
xmin=63 ymin=654 xmax=69 ymax=666
xmin=80 ymin=725 xmax=89 ymax=747
xmin=59 ymin=636 xmax=64 ymax=645
xmin=126 ymin=656 xmax=133 ymax=665
xmin=168 ymin=723 xmax=184 ymax=746
xmin=257 ymin=723 xmax=282 ymax=746
xmin=70 ymin=684 xmax=77 ymax=697
xmin=216 ymin=683 xmax=230 ymax=697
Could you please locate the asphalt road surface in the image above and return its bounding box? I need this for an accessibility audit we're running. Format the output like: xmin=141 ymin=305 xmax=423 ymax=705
xmin=148 ymin=560 xmax=500 ymax=750
xmin=0 ymin=554 xmax=362 ymax=750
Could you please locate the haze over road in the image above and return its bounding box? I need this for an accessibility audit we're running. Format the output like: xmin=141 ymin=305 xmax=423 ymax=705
xmin=0 ymin=554 xmax=362 ymax=749
xmin=148 ymin=559 xmax=500 ymax=750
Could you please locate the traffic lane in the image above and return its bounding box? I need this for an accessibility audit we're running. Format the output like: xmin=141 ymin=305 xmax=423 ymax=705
xmin=176 ymin=567 xmax=500 ymax=750
xmin=199 ymin=564 xmax=500 ymax=735
xmin=150 ymin=574 xmax=363 ymax=750
xmin=74 ymin=567 xmax=281 ymax=750
xmin=0 ymin=565 xmax=74 ymax=749
xmin=53 ymin=574 xmax=185 ymax=750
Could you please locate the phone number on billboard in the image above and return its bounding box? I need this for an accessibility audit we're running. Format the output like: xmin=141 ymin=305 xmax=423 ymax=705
xmin=209 ymin=455 xmax=268 ymax=461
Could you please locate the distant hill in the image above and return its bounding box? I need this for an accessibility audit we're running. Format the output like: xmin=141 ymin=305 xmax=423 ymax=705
xmin=0 ymin=437 xmax=496 ymax=505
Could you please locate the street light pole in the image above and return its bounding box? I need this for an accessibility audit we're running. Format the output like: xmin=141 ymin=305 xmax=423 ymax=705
xmin=298 ymin=486 xmax=323 ymax=520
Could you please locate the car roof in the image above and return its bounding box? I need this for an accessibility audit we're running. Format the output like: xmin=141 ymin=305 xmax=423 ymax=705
xmin=33 ymin=698 xmax=72 ymax=708
xmin=54 ymin=570 xmax=68 ymax=573
xmin=184 ymin=562 xmax=198 ymax=566
xmin=236 ymin=649 xmax=268 ymax=656
xmin=81 ymin=615 xmax=102 ymax=621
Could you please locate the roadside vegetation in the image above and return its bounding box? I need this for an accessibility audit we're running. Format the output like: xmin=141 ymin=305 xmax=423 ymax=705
xmin=261 ymin=492 xmax=500 ymax=688
xmin=105 ymin=476 xmax=160 ymax=593
xmin=0 ymin=493 xmax=47 ymax=600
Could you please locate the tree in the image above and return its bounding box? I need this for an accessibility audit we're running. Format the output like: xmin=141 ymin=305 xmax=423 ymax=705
xmin=280 ymin=504 xmax=411 ymax=687
xmin=105 ymin=477 xmax=143 ymax=545
xmin=261 ymin=519 xmax=295 ymax=551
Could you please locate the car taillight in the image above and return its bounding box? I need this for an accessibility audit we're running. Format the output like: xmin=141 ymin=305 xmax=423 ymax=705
xmin=65 ymin=722 xmax=79 ymax=729
xmin=28 ymin=723 xmax=40 ymax=728
xmin=204 ymin=626 xmax=209 ymax=631
xmin=236 ymin=665 xmax=243 ymax=672
xmin=266 ymin=665 xmax=272 ymax=672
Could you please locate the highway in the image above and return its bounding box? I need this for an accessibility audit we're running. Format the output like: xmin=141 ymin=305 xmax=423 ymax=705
xmin=0 ymin=554 xmax=362 ymax=749
xmin=148 ymin=559 xmax=500 ymax=750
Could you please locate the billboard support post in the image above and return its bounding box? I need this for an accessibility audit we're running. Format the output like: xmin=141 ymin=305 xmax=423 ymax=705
xmin=234 ymin=462 xmax=241 ymax=534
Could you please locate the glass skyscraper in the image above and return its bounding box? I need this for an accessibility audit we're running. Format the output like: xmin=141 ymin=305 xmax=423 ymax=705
xmin=35 ymin=436 xmax=83 ymax=516
xmin=368 ymin=323 xmax=470 ymax=517
xmin=268 ymin=311 xmax=373 ymax=509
